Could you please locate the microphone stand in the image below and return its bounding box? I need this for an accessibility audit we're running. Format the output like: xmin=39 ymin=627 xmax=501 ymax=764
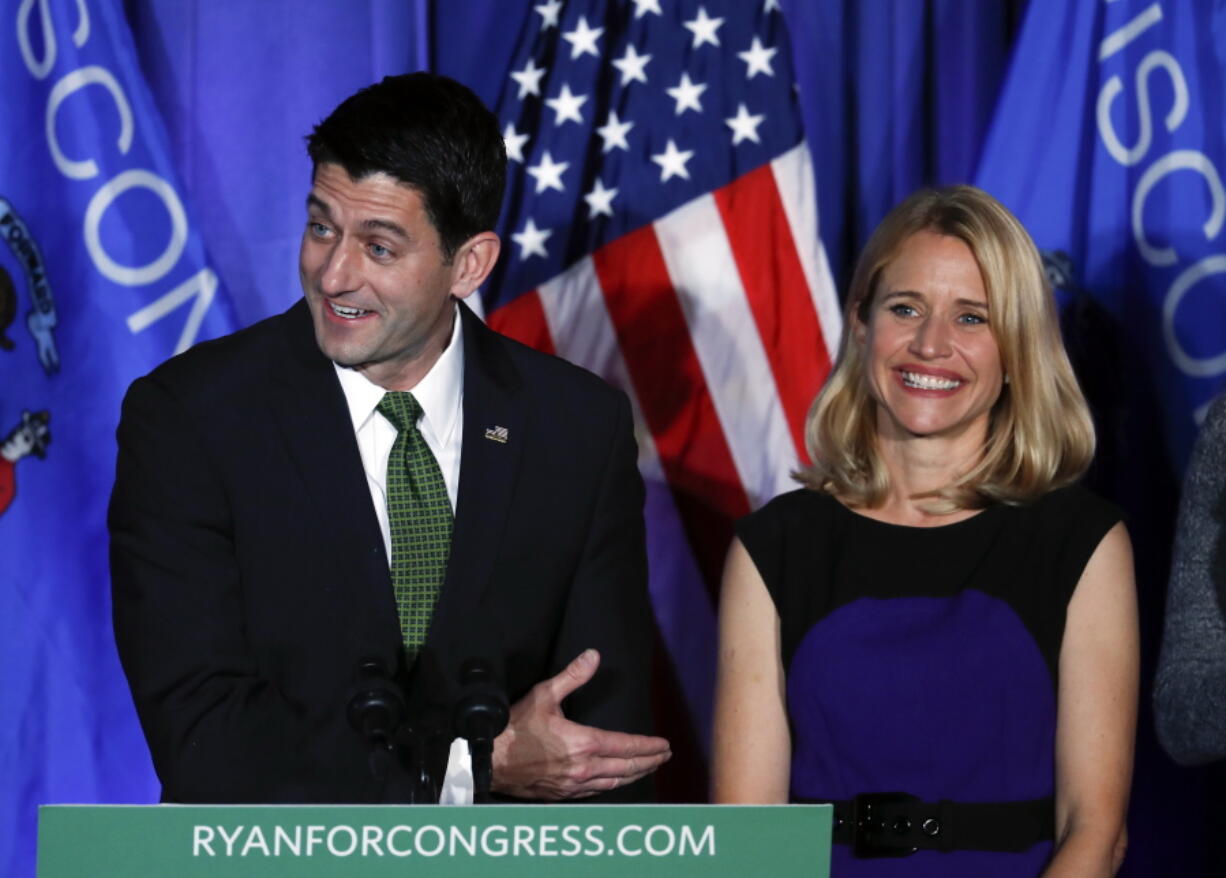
xmin=452 ymin=658 xmax=509 ymax=804
xmin=348 ymin=658 xmax=420 ymax=798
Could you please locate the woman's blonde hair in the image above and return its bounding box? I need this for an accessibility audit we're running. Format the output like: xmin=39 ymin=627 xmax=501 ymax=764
xmin=797 ymin=185 xmax=1095 ymax=510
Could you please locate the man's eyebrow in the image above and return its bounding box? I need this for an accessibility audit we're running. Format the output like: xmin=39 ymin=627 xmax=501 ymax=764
xmin=304 ymin=195 xmax=408 ymax=239
xmin=362 ymin=217 xmax=409 ymax=238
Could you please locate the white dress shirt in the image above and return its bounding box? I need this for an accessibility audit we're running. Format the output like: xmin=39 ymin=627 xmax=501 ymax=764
xmin=333 ymin=305 xmax=465 ymax=560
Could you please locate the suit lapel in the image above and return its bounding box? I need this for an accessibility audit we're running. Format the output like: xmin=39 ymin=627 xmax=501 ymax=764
xmin=434 ymin=302 xmax=524 ymax=630
xmin=267 ymin=301 xmax=396 ymax=637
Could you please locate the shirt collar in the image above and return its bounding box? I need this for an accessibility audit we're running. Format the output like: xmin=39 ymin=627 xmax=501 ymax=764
xmin=333 ymin=302 xmax=466 ymax=438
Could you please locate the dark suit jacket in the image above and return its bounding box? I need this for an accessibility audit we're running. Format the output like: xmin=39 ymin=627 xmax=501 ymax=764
xmin=109 ymin=299 xmax=652 ymax=803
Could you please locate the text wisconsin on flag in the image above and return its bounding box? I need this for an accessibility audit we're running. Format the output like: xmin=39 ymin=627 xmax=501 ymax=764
xmin=481 ymin=0 xmax=841 ymax=792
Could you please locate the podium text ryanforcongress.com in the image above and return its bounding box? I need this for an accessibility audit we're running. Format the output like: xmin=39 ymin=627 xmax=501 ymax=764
xmin=192 ymin=820 xmax=717 ymax=860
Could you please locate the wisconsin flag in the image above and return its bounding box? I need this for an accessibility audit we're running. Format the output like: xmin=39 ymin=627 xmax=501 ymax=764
xmin=0 ymin=2 xmax=236 ymax=875
xmin=976 ymin=0 xmax=1226 ymax=474
xmin=976 ymin=2 xmax=1226 ymax=874
xmin=481 ymin=0 xmax=842 ymax=793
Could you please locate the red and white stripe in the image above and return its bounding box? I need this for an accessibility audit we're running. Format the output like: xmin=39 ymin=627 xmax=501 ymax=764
xmin=489 ymin=141 xmax=841 ymax=753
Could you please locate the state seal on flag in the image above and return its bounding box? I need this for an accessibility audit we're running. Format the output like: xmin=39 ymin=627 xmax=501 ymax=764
xmin=0 ymin=195 xmax=60 ymax=375
xmin=0 ymin=195 xmax=56 ymax=518
xmin=0 ymin=410 xmax=51 ymax=518
xmin=0 ymin=263 xmax=16 ymax=352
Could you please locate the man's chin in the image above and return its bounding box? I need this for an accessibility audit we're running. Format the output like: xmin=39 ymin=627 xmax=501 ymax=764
xmin=313 ymin=327 xmax=372 ymax=369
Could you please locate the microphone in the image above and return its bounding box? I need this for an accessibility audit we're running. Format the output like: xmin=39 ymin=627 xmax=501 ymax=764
xmin=452 ymin=657 xmax=509 ymax=803
xmin=347 ymin=657 xmax=406 ymax=780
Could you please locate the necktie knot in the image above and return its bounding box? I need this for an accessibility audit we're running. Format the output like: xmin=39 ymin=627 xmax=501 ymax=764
xmin=377 ymin=391 xmax=424 ymax=434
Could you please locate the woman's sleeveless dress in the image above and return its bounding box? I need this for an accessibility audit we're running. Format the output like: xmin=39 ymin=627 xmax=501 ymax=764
xmin=736 ymin=486 xmax=1120 ymax=877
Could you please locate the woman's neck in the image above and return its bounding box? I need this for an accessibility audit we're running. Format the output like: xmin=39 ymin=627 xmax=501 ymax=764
xmin=865 ymin=428 xmax=987 ymax=526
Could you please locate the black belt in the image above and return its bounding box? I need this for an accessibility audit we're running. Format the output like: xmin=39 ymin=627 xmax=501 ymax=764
xmin=796 ymin=792 xmax=1054 ymax=858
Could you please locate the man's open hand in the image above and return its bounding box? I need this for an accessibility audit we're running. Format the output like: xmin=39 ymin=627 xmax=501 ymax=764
xmin=490 ymin=649 xmax=671 ymax=800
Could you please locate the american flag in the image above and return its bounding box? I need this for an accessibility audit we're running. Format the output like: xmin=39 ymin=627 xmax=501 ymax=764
xmin=481 ymin=0 xmax=842 ymax=796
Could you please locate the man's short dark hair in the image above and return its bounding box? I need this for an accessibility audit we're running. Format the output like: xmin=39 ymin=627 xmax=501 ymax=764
xmin=307 ymin=72 xmax=506 ymax=260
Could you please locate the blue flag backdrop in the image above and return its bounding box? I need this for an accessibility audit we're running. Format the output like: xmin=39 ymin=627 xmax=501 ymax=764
xmin=0 ymin=1 xmax=236 ymax=875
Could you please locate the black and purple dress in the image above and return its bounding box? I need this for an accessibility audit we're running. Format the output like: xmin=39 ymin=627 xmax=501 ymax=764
xmin=737 ymin=485 xmax=1119 ymax=877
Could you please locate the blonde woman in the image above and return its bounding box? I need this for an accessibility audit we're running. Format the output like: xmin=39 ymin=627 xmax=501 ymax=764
xmin=713 ymin=186 xmax=1137 ymax=878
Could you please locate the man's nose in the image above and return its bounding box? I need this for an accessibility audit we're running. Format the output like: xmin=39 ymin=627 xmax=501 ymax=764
xmin=319 ymin=240 xmax=360 ymax=295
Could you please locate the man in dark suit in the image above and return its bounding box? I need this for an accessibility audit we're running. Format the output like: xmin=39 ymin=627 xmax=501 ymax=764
xmin=109 ymin=73 xmax=669 ymax=804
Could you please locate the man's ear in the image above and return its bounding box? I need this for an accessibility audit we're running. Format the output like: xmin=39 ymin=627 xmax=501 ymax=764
xmin=449 ymin=232 xmax=501 ymax=300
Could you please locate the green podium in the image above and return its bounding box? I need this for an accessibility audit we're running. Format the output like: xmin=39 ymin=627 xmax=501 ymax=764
xmin=38 ymin=803 xmax=830 ymax=877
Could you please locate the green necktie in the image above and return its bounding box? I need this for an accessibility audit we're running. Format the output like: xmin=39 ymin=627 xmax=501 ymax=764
xmin=376 ymin=391 xmax=453 ymax=661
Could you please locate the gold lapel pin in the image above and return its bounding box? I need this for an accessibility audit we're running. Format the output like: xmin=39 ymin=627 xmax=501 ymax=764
xmin=484 ymin=425 xmax=509 ymax=444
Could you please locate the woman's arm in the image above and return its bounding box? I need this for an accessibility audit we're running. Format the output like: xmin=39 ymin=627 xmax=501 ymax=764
xmin=710 ymin=537 xmax=791 ymax=803
xmin=1042 ymin=522 xmax=1139 ymax=877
